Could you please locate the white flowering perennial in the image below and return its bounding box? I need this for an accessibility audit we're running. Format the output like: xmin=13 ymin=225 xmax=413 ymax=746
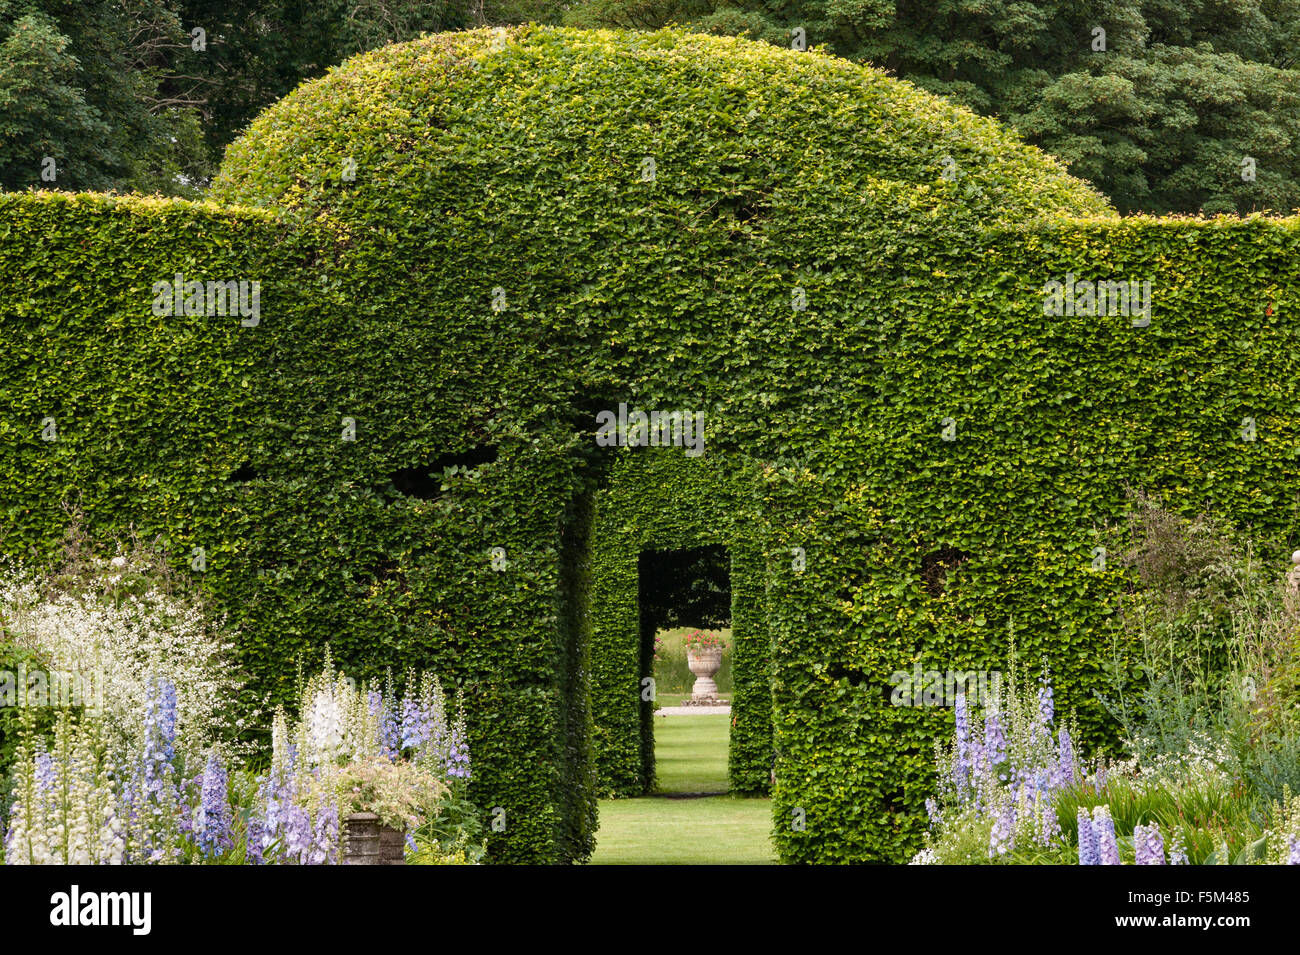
xmin=249 ymin=660 xmax=471 ymax=863
xmin=4 ymin=715 xmax=126 ymax=865
xmin=293 ymin=665 xmax=381 ymax=769
xmin=0 ymin=557 xmax=249 ymax=771
xmin=1264 ymin=788 xmax=1300 ymax=865
xmin=3 ymin=664 xmax=475 ymax=865
xmin=1113 ymin=733 xmax=1234 ymax=788
xmin=1 ymin=548 xmax=477 ymax=865
xmin=279 ymin=657 xmax=470 ymax=781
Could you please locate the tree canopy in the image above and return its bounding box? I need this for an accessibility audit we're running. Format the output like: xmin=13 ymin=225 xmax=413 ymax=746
xmin=4 ymin=1 xmax=1299 ymax=211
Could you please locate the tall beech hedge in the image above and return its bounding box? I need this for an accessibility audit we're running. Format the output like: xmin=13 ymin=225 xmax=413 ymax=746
xmin=0 ymin=190 xmax=598 ymax=864
xmin=763 ymin=214 xmax=1300 ymax=863
xmin=7 ymin=26 xmax=1298 ymax=864
xmin=209 ymin=23 xmax=1107 ymax=839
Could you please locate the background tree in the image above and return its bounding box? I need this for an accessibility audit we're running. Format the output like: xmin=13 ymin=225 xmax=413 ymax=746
xmin=6 ymin=0 xmax=1300 ymax=210
xmin=167 ymin=0 xmax=563 ymax=185
xmin=0 ymin=0 xmax=207 ymax=193
xmin=1 ymin=1 xmax=562 ymax=193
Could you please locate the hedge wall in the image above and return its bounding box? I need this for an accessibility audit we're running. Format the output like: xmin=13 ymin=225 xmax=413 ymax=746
xmin=0 ymin=192 xmax=294 ymax=553
xmin=12 ymin=27 xmax=1293 ymax=866
xmin=208 ymin=24 xmax=1108 ymax=829
xmin=763 ymin=214 xmax=1300 ymax=863
xmin=0 ymin=191 xmax=598 ymax=864
xmin=211 ymin=25 xmax=1110 ymax=473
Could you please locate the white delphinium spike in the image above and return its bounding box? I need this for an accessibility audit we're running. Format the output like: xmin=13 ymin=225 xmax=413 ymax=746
xmin=307 ymin=684 xmax=342 ymax=767
xmin=270 ymin=709 xmax=290 ymax=778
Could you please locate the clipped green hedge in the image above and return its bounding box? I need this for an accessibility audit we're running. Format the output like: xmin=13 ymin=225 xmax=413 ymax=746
xmin=587 ymin=449 xmax=771 ymax=796
xmin=0 ymin=190 xmax=596 ymax=863
xmin=763 ymin=214 xmax=1300 ymax=863
xmin=12 ymin=27 xmax=1296 ymax=866
xmin=210 ymin=24 xmax=1105 ymax=821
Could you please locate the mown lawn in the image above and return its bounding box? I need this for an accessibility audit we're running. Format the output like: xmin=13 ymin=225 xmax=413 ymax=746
xmin=589 ymin=713 xmax=777 ymax=865
xmin=651 ymin=713 xmax=730 ymax=793
xmin=589 ymin=796 xmax=777 ymax=865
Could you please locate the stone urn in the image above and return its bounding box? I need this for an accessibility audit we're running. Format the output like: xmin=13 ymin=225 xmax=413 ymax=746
xmin=687 ymin=646 xmax=724 ymax=700
xmin=343 ymin=812 xmax=406 ymax=865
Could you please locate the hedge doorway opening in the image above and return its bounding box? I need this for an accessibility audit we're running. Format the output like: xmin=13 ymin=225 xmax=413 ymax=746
xmin=638 ymin=545 xmax=732 ymax=791
xmin=587 ymin=451 xmax=773 ymax=800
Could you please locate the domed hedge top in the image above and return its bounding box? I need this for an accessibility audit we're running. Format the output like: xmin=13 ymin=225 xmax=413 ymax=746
xmin=212 ymin=26 xmax=1113 ymax=458
xmin=215 ymin=26 xmax=1109 ymax=226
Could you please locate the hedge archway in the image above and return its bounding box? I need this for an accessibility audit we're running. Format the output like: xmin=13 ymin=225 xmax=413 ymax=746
xmin=207 ymin=27 xmax=1107 ymax=859
xmin=6 ymin=26 xmax=1300 ymax=864
xmin=588 ymin=449 xmax=771 ymax=797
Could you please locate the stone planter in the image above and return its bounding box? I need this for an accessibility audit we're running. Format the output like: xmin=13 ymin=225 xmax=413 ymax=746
xmin=343 ymin=812 xmax=406 ymax=865
xmin=687 ymin=646 xmax=724 ymax=700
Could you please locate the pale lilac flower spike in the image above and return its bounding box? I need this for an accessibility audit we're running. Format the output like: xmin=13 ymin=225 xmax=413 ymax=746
xmin=1076 ymin=808 xmax=1099 ymax=864
xmin=1092 ymin=806 xmax=1120 ymax=865
xmin=1134 ymin=823 xmax=1166 ymax=865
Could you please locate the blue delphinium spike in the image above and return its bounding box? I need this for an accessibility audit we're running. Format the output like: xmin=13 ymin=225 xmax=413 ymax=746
xmin=1076 ymin=808 xmax=1099 ymax=864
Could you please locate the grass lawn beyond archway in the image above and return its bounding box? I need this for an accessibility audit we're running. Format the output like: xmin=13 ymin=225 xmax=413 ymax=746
xmin=589 ymin=714 xmax=777 ymax=865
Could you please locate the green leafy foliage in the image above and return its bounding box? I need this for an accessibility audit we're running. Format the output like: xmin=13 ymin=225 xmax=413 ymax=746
xmin=563 ymin=0 xmax=1300 ymax=214
xmin=588 ymin=450 xmax=769 ymax=796
xmin=762 ymin=214 xmax=1300 ymax=862
xmin=0 ymin=641 xmax=58 ymax=798
xmin=8 ymin=27 xmax=1298 ymax=866
xmin=209 ymin=25 xmax=1105 ymax=852
xmin=0 ymin=1 xmax=209 ymax=194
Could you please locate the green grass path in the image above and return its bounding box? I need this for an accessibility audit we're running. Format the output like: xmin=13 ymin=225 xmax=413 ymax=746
xmin=652 ymin=712 xmax=730 ymax=793
xmin=589 ymin=714 xmax=777 ymax=865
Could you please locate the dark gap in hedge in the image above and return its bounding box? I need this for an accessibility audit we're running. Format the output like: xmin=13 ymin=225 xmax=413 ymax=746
xmin=703 ymin=187 xmax=769 ymax=241
xmin=826 ymin=662 xmax=869 ymax=688
xmin=389 ymin=445 xmax=498 ymax=499
xmin=880 ymin=680 xmax=898 ymax=706
xmin=920 ymin=546 xmax=968 ymax=597
xmin=881 ymin=784 xmax=909 ymax=815
xmin=227 ymin=461 xmax=259 ymax=482
xmin=571 ymin=391 xmax=624 ymax=448
xmin=369 ymin=556 xmax=398 ymax=581
xmin=837 ymin=569 xmax=865 ymax=605
xmin=638 ymin=545 xmax=732 ymax=632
